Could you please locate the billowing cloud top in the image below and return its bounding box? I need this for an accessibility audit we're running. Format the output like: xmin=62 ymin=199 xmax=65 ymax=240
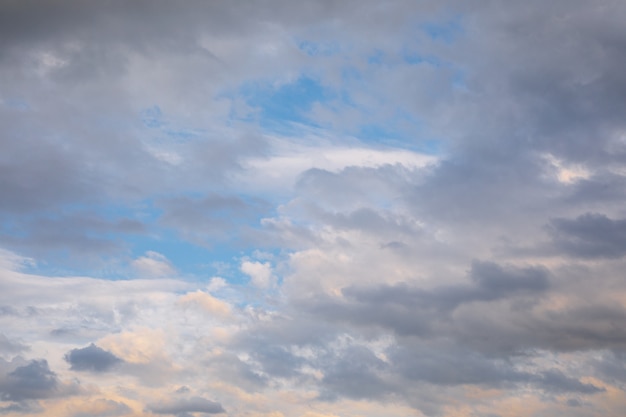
xmin=2 ymin=1 xmax=626 ymax=416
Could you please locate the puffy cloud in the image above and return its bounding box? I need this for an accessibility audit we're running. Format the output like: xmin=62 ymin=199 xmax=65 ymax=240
xmin=177 ymin=290 xmax=232 ymax=318
xmin=0 ymin=357 xmax=82 ymax=414
xmin=64 ymin=344 xmax=123 ymax=372
xmin=0 ymin=359 xmax=58 ymax=402
xmin=131 ymin=251 xmax=177 ymax=278
xmin=241 ymin=260 xmax=275 ymax=289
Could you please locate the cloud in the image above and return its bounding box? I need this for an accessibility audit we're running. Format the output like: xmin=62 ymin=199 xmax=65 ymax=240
xmin=0 ymin=334 xmax=28 ymax=357
xmin=147 ymin=397 xmax=225 ymax=415
xmin=241 ymin=260 xmax=275 ymax=289
xmin=68 ymin=398 xmax=132 ymax=417
xmin=64 ymin=344 xmax=123 ymax=372
xmin=157 ymin=194 xmax=269 ymax=245
xmin=535 ymin=369 xmax=605 ymax=394
xmin=2 ymin=0 xmax=626 ymax=416
xmin=547 ymin=213 xmax=626 ymax=259
xmin=0 ymin=359 xmax=58 ymax=401
xmin=0 ymin=358 xmax=80 ymax=409
xmin=132 ymin=251 xmax=177 ymax=278
xmin=177 ymin=290 xmax=232 ymax=318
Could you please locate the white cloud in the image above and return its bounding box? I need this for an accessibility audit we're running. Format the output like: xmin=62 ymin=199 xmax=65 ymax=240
xmin=237 ymin=136 xmax=437 ymax=193
xmin=131 ymin=251 xmax=177 ymax=278
xmin=178 ymin=290 xmax=232 ymax=318
xmin=240 ymin=260 xmax=275 ymax=289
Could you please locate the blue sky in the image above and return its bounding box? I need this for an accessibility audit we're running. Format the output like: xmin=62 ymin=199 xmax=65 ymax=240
xmin=2 ymin=1 xmax=626 ymax=417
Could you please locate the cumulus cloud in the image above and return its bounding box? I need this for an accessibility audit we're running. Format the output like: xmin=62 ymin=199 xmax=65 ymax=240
xmin=64 ymin=344 xmax=123 ymax=372
xmin=240 ymin=260 xmax=275 ymax=289
xmin=177 ymin=290 xmax=232 ymax=318
xmin=0 ymin=359 xmax=58 ymax=402
xmin=0 ymin=357 xmax=81 ymax=413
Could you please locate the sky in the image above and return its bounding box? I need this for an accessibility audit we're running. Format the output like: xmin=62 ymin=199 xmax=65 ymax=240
xmin=1 ymin=1 xmax=626 ymax=416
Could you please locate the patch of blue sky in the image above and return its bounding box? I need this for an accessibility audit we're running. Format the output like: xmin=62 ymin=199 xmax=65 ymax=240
xmin=141 ymin=105 xmax=164 ymax=129
xmin=239 ymin=75 xmax=337 ymax=130
xmin=139 ymin=193 xmax=278 ymax=281
xmin=356 ymin=108 xmax=443 ymax=155
xmin=357 ymin=124 xmax=434 ymax=154
xmin=141 ymin=105 xmax=205 ymax=142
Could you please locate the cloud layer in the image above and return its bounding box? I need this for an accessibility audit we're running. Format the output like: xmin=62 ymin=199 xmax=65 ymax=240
xmin=2 ymin=1 xmax=626 ymax=416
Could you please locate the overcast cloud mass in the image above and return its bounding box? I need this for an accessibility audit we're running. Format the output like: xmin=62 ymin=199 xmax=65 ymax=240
xmin=2 ymin=1 xmax=626 ymax=416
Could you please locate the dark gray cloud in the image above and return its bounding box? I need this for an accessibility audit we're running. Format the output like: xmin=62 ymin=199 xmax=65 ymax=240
xmin=389 ymin=343 xmax=604 ymax=394
xmin=4 ymin=360 xmax=57 ymax=401
xmin=64 ymin=344 xmax=123 ymax=372
xmin=147 ymin=396 xmax=225 ymax=416
xmin=0 ymin=359 xmax=58 ymax=402
xmin=566 ymin=172 xmax=626 ymax=205
xmin=308 ymin=261 xmax=550 ymax=337
xmin=389 ymin=344 xmax=524 ymax=387
xmin=547 ymin=213 xmax=626 ymax=259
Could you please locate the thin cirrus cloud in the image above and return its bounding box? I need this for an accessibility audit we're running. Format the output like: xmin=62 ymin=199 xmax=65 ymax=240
xmin=2 ymin=1 xmax=626 ymax=416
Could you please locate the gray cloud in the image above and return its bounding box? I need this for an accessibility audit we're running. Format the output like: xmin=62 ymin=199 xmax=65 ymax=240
xmin=318 ymin=345 xmax=392 ymax=401
xmin=147 ymin=396 xmax=225 ymax=416
xmin=312 ymin=261 xmax=550 ymax=337
xmin=0 ymin=359 xmax=77 ymax=403
xmin=547 ymin=213 xmax=626 ymax=259
xmin=2 ymin=360 xmax=57 ymax=401
xmin=0 ymin=334 xmax=28 ymax=357
xmin=2 ymin=0 xmax=626 ymax=415
xmin=535 ymin=369 xmax=604 ymax=395
xmin=64 ymin=343 xmax=123 ymax=372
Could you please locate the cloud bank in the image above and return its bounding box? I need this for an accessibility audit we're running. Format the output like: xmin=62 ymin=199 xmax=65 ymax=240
xmin=2 ymin=1 xmax=626 ymax=416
